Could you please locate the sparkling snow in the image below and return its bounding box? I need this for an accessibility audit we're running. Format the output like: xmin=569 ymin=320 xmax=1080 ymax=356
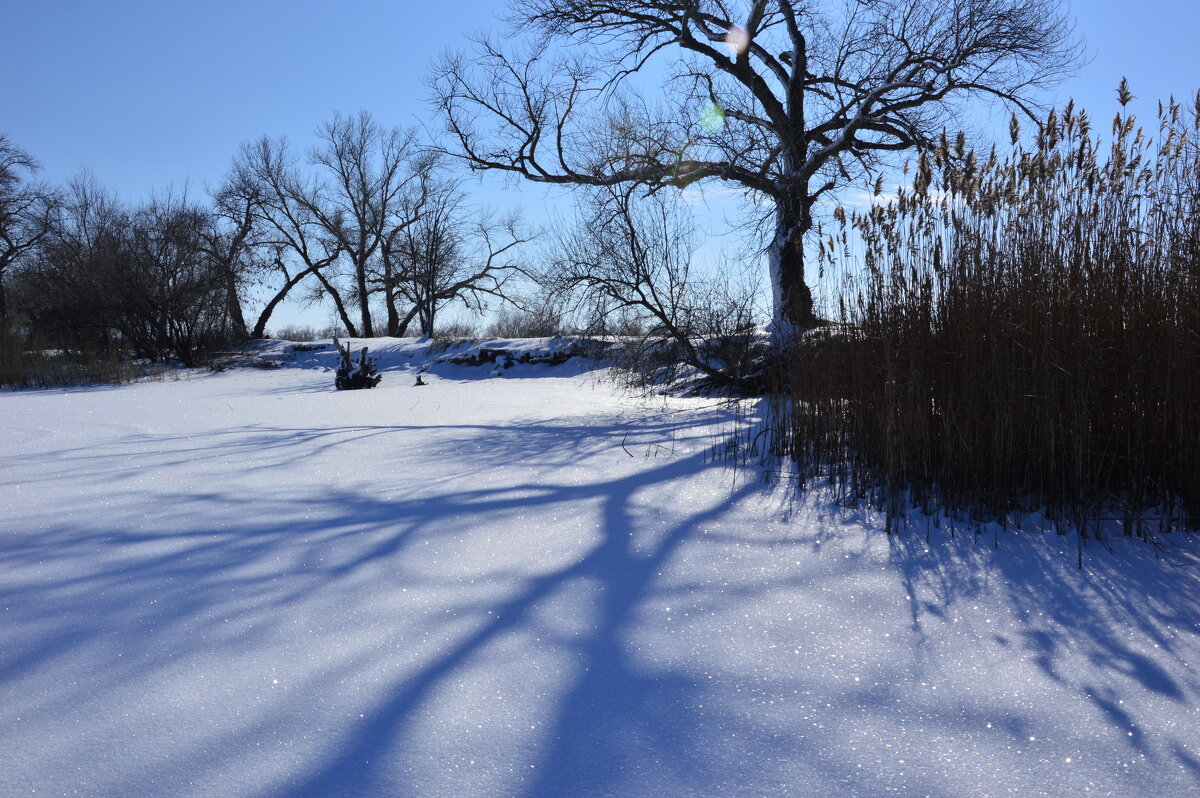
xmin=1 ymin=339 xmax=1198 ymax=797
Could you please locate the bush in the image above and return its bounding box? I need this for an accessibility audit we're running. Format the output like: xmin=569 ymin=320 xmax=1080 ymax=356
xmin=430 ymin=319 xmax=479 ymax=344
xmin=773 ymin=93 xmax=1200 ymax=533
xmin=269 ymin=324 xmax=345 ymax=342
xmin=0 ymin=329 xmax=139 ymax=388
xmin=485 ymin=304 xmax=565 ymax=339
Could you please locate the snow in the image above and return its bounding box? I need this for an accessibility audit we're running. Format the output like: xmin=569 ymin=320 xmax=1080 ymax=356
xmin=2 ymin=338 xmax=1199 ymax=797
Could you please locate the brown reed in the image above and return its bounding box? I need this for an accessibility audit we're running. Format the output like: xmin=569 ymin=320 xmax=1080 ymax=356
xmin=774 ymin=88 xmax=1200 ymax=535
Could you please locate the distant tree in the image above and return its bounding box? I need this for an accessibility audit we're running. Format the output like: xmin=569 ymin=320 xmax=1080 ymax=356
xmin=21 ymin=178 xmax=231 ymax=364
xmin=0 ymin=135 xmax=59 ymax=327
xmin=386 ymin=178 xmax=533 ymax=336
xmin=228 ymin=136 xmax=354 ymax=336
xmin=18 ymin=174 xmax=126 ymax=348
xmin=547 ymin=184 xmax=764 ymax=387
xmin=369 ymin=157 xmax=437 ymax=337
xmin=230 ymin=114 xmax=433 ymax=338
xmin=301 ymin=111 xmax=429 ymax=337
xmin=433 ymin=0 xmax=1081 ymax=332
xmin=118 ymin=192 xmax=231 ymax=364
xmin=203 ymin=170 xmax=269 ymax=340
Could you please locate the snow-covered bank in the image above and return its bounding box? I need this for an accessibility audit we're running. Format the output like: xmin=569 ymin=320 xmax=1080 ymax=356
xmin=215 ymin=335 xmax=611 ymax=378
xmin=2 ymin=347 xmax=1198 ymax=797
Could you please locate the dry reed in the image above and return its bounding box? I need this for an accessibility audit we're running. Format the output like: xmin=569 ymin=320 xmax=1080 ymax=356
xmin=774 ymin=88 xmax=1200 ymax=535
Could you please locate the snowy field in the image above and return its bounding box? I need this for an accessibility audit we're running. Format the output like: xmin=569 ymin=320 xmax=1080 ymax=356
xmin=2 ymin=338 xmax=1198 ymax=798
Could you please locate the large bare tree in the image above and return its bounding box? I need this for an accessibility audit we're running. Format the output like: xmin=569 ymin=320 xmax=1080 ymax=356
xmin=432 ymin=0 xmax=1080 ymax=331
xmin=228 ymin=136 xmax=355 ymax=337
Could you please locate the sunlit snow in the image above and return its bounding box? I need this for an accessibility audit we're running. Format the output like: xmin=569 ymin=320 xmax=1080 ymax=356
xmin=2 ymin=338 xmax=1198 ymax=797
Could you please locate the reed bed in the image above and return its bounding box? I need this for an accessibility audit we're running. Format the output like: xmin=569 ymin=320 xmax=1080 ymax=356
xmin=774 ymin=89 xmax=1200 ymax=535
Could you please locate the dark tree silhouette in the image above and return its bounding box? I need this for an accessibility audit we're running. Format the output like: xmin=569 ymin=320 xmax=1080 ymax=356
xmin=0 ymin=135 xmax=59 ymax=327
xmin=227 ymin=136 xmax=355 ymax=336
xmin=301 ymin=111 xmax=429 ymax=337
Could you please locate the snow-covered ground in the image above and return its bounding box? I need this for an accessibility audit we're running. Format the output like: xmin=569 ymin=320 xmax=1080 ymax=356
xmin=2 ymin=338 xmax=1198 ymax=797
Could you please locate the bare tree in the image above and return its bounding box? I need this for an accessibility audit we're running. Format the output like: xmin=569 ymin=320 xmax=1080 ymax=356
xmin=229 ymin=136 xmax=354 ymax=336
xmin=119 ymin=192 xmax=231 ymax=365
xmin=548 ymin=184 xmax=764 ymax=387
xmin=229 ymin=114 xmax=433 ymax=338
xmin=371 ymin=160 xmax=437 ymax=336
xmin=0 ymin=135 xmax=59 ymax=327
xmin=21 ymin=178 xmax=230 ymax=364
xmin=432 ymin=0 xmax=1080 ymax=332
xmin=300 ymin=111 xmax=429 ymax=337
xmin=386 ymin=179 xmax=534 ymax=337
xmin=17 ymin=174 xmax=124 ymax=348
xmin=202 ymin=169 xmax=268 ymax=340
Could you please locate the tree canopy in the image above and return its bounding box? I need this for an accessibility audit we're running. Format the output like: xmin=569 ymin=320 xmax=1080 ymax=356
xmin=433 ymin=0 xmax=1081 ymax=329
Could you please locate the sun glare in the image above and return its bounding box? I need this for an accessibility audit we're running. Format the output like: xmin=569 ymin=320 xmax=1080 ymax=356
xmin=725 ymin=25 xmax=750 ymax=58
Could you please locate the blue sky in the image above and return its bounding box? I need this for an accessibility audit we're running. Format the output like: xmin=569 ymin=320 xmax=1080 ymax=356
xmin=1 ymin=0 xmax=496 ymax=198
xmin=3 ymin=1 xmax=1198 ymax=326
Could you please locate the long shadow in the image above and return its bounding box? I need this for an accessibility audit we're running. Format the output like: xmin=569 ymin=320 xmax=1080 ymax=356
xmin=519 ymin=475 xmax=764 ymax=798
xmin=2 ymin=394 xmax=786 ymax=796
xmin=884 ymin=523 xmax=1200 ymax=779
xmin=271 ymin=450 xmax=765 ymax=797
xmin=31 ymin=381 xmax=1196 ymax=795
xmin=0 ymin=396 xmax=726 ymax=489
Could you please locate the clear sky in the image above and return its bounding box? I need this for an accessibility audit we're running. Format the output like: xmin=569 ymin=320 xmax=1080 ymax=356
xmin=3 ymin=0 xmax=1198 ymax=325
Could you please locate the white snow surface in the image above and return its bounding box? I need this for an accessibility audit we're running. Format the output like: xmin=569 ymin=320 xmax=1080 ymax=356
xmin=2 ymin=337 xmax=1199 ymax=797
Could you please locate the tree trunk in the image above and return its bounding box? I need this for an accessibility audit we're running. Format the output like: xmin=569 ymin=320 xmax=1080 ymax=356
xmin=418 ymin=300 xmax=436 ymax=337
xmin=384 ymin=276 xmax=400 ymax=336
xmin=251 ymin=266 xmax=317 ymax=339
xmin=0 ymin=253 xmax=12 ymax=329
xmin=224 ymin=268 xmax=249 ymax=340
xmin=769 ymin=193 xmax=818 ymax=336
xmin=311 ymin=269 xmax=359 ymax=337
xmin=355 ymin=260 xmax=373 ymax=337
xmin=395 ymin=305 xmax=419 ymax=337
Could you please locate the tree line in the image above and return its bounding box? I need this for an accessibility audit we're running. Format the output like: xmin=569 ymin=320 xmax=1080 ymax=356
xmin=5 ymin=0 xmax=1084 ymax=375
xmin=0 ymin=112 xmax=531 ymax=365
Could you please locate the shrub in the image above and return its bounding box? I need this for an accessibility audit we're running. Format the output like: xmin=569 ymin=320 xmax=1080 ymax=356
xmin=430 ymin=319 xmax=479 ymax=345
xmin=269 ymin=324 xmax=345 ymax=342
xmin=485 ymin=304 xmax=565 ymax=339
xmin=0 ymin=329 xmax=139 ymax=388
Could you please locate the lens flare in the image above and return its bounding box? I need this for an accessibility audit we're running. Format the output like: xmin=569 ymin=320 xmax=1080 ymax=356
xmin=725 ymin=26 xmax=750 ymax=58
xmin=700 ymin=102 xmax=726 ymax=133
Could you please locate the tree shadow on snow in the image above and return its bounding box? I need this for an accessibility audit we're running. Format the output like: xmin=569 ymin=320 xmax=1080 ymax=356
xmin=9 ymin=399 xmax=1200 ymax=796
xmin=884 ymin=522 xmax=1200 ymax=779
xmin=0 ymin=402 xmax=814 ymax=797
